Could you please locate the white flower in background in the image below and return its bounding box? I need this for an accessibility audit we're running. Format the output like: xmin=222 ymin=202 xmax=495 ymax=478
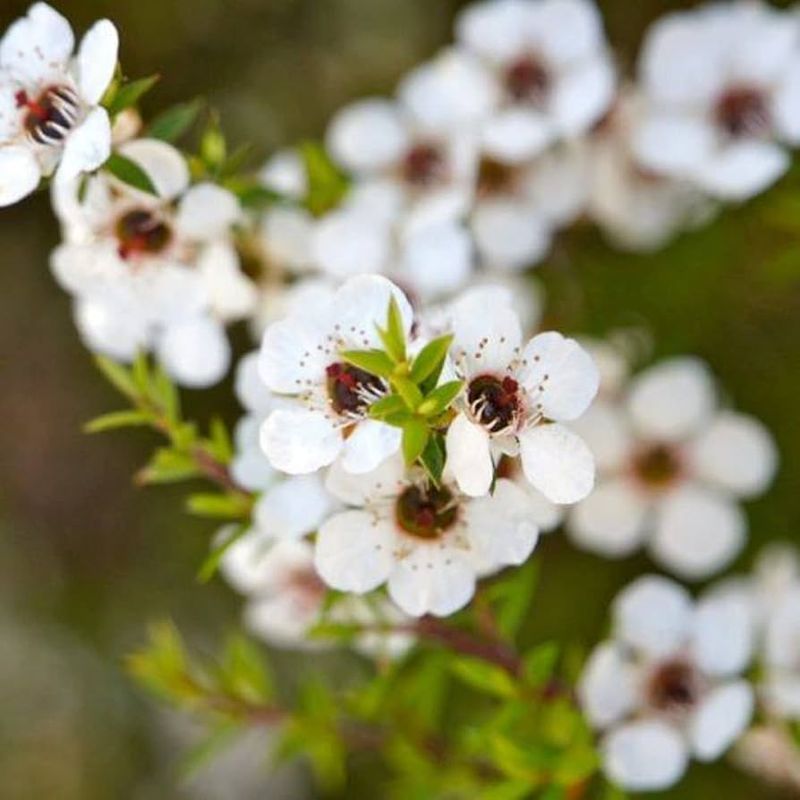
xmin=0 ymin=3 xmax=118 ymax=206
xmin=314 ymin=454 xmax=541 ymax=618
xmin=568 ymin=357 xmax=777 ymax=579
xmin=455 ymin=0 xmax=615 ymax=163
xmin=579 ymin=575 xmax=756 ymax=792
xmin=259 ymin=275 xmax=412 ymax=475
xmin=470 ymin=141 xmax=588 ymax=271
xmin=634 ymin=1 xmax=800 ymax=201
xmin=50 ymin=138 xmax=255 ymax=385
xmin=587 ymin=88 xmax=714 ymax=251
xmin=445 ymin=301 xmax=599 ymax=502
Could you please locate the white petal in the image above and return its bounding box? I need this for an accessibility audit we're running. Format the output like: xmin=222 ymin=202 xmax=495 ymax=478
xmin=75 ymin=19 xmax=118 ymax=104
xmin=650 ymin=486 xmax=746 ymax=581
xmin=602 ymin=720 xmax=689 ymax=792
xmin=74 ymin=296 xmax=150 ymax=361
xmin=244 ymin=592 xmax=320 ymax=650
xmin=157 ymin=316 xmax=230 ymax=388
xmin=481 ymin=108 xmax=555 ymax=163
xmin=388 ymin=546 xmax=475 ymax=617
xmin=762 ymin=673 xmax=800 ymax=718
xmin=455 ymin=0 xmax=531 ymax=63
xmin=569 ymin=401 xmax=633 ymax=472
xmin=176 ymin=182 xmax=241 ymax=240
xmin=627 ymin=357 xmax=716 ymax=442
xmin=218 ymin=526 xmax=276 ymax=595
xmin=196 ymin=241 xmax=256 ymax=321
xmin=255 ymin=474 xmax=332 ymax=539
xmin=632 ymin=113 xmax=716 ymax=176
xmin=693 ymin=140 xmax=789 ymax=202
xmin=400 ymin=221 xmax=473 ymax=299
xmin=315 ymin=511 xmax=395 ymax=592
xmin=764 ymin=587 xmax=800 ymax=669
xmin=257 ymin=315 xmax=328 ymax=394
xmin=689 ymin=682 xmax=753 ymax=761
xmin=728 ymin=4 xmax=798 ymax=85
xmin=518 ymin=423 xmax=595 ymax=504
xmin=0 ymin=146 xmax=40 ymax=206
xmin=567 ymin=479 xmax=649 ymax=558
xmin=340 ymin=419 xmax=402 ymax=475
xmin=446 ymin=413 xmax=494 ymax=498
xmin=326 ymin=98 xmax=409 ymax=174
xmin=118 ymin=138 xmax=190 ymax=200
xmin=230 ymin=442 xmax=275 ymax=492
xmin=471 ymin=199 xmax=551 ymax=272
xmin=536 ymin=0 xmax=606 ymax=66
xmin=55 ymin=107 xmax=111 ymax=183
xmin=325 ymin=452 xmax=407 ymax=506
xmin=692 ymin=584 xmax=756 ymax=677
xmin=613 ymin=574 xmax=692 ymax=658
xmin=518 ymin=331 xmax=599 ymax=421
xmin=261 ymin=206 xmax=315 ymax=271
xmin=259 ymin=148 xmax=306 ymax=199
xmin=578 ymin=641 xmax=638 ymax=729
xmin=689 ymin=411 xmax=777 ymax=498
xmin=260 ymin=407 xmax=342 ymax=474
xmin=312 ymin=207 xmax=391 ymax=278
xmin=550 ymin=56 xmax=615 ymax=137
xmin=234 ymin=352 xmax=272 ymax=414
xmin=773 ymin=57 xmax=800 ymax=145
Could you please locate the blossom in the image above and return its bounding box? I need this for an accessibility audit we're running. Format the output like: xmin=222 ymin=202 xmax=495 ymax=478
xmin=444 ymin=301 xmax=599 ymax=502
xmin=0 ymin=3 xmax=118 ymax=206
xmin=50 ymin=138 xmax=255 ymax=385
xmin=314 ymin=454 xmax=541 ymax=617
xmin=633 ymin=1 xmax=800 ymax=201
xmin=579 ymin=575 xmax=756 ymax=791
xmin=455 ymin=0 xmax=615 ymax=163
xmin=567 ymin=357 xmax=777 ymax=579
xmin=258 ymin=274 xmax=412 ymax=475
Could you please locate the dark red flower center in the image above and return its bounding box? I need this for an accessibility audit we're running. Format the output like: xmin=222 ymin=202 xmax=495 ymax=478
xmin=648 ymin=660 xmax=701 ymax=713
xmin=286 ymin=566 xmax=327 ymax=611
xmin=402 ymin=143 xmax=447 ymax=187
xmin=477 ymin=157 xmax=518 ymax=197
xmin=16 ymin=85 xmax=80 ymax=145
xmin=396 ymin=484 xmax=458 ymax=539
xmin=468 ymin=375 xmax=520 ymax=432
xmin=326 ymin=362 xmax=384 ymax=415
xmin=115 ymin=209 xmax=173 ymax=259
xmin=505 ymin=55 xmax=550 ymax=104
xmin=631 ymin=442 xmax=682 ymax=489
xmin=716 ymin=86 xmax=771 ymax=139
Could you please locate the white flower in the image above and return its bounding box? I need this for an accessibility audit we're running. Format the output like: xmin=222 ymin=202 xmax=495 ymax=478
xmin=587 ymin=88 xmax=715 ymax=251
xmin=314 ymin=454 xmax=541 ymax=618
xmin=445 ymin=302 xmax=599 ymax=502
xmin=567 ymin=357 xmax=777 ymax=579
xmin=579 ymin=575 xmax=756 ymax=792
xmin=50 ymin=138 xmax=254 ymax=385
xmin=455 ymin=0 xmax=615 ymax=162
xmin=0 ymin=3 xmax=118 ymax=206
xmin=633 ymin=1 xmax=800 ymax=201
xmin=258 ymin=274 xmax=412 ymax=475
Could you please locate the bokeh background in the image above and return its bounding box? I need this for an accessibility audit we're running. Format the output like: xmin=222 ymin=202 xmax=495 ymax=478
xmin=1 ymin=0 xmax=799 ymax=797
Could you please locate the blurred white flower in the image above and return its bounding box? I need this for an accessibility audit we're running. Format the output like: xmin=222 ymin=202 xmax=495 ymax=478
xmin=445 ymin=301 xmax=599 ymax=502
xmin=568 ymin=356 xmax=777 ymax=579
xmin=0 ymin=3 xmax=118 ymax=206
xmin=258 ymin=274 xmax=412 ymax=475
xmin=455 ymin=0 xmax=615 ymax=162
xmin=580 ymin=575 xmax=756 ymax=792
xmin=634 ymin=1 xmax=800 ymax=201
xmin=314 ymin=454 xmax=540 ymax=617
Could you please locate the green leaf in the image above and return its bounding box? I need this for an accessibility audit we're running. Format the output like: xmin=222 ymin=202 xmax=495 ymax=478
xmin=300 ymin=140 xmax=348 ymax=216
xmin=402 ymin=418 xmax=430 ymax=466
xmin=368 ymin=393 xmax=408 ymax=421
xmin=522 ymin=642 xmax=559 ymax=689
xmin=201 ymin=117 xmax=227 ymax=170
xmin=393 ymin=376 xmax=424 ymax=410
xmin=409 ymin=335 xmax=453 ymax=385
xmin=207 ymin=417 xmax=233 ymax=463
xmin=218 ymin=634 xmax=273 ymax=703
xmin=227 ymin=180 xmax=283 ymax=209
xmin=419 ymin=433 xmax=445 ymax=485
xmin=150 ymin=364 xmax=180 ymax=423
xmin=104 ymin=153 xmax=158 ymax=195
xmin=132 ymin=350 xmax=151 ymax=394
xmin=489 ymin=560 xmax=540 ymax=641
xmin=479 ymin=780 xmax=533 ymax=800
xmin=341 ymin=348 xmax=395 ymax=378
xmin=106 ymin=74 xmax=160 ymax=116
xmin=186 ymin=492 xmax=250 ymax=519
xmin=418 ymin=380 xmax=463 ymax=417
xmin=83 ymin=409 xmax=151 ymax=433
xmin=376 ymin=296 xmax=407 ymax=363
xmin=147 ymin=98 xmax=204 ymax=142
xmin=179 ymin=723 xmax=240 ymax=778
xmin=450 ymin=656 xmax=518 ymax=699
xmin=197 ymin=524 xmax=247 ymax=583
xmin=94 ymin=356 xmax=138 ymax=399
xmin=137 ymin=448 xmax=200 ymax=484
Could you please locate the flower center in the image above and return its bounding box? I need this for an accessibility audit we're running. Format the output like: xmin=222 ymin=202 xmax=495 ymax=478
xmin=16 ymin=86 xmax=81 ymax=146
xmin=326 ymin=362 xmax=384 ymax=416
xmin=115 ymin=209 xmax=173 ymax=259
xmin=467 ymin=375 xmax=520 ymax=433
xmin=477 ymin=157 xmax=518 ymax=197
xmin=395 ymin=484 xmax=458 ymax=539
xmin=647 ymin=659 xmax=701 ymax=713
xmin=505 ymin=55 xmax=550 ymax=104
xmin=716 ymin=86 xmax=771 ymax=138
xmin=631 ymin=442 xmax=682 ymax=489
xmin=402 ymin=143 xmax=447 ymax=187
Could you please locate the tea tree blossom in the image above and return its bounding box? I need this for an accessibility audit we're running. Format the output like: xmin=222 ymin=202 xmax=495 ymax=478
xmin=0 ymin=3 xmax=118 ymax=206
xmin=580 ymin=575 xmax=756 ymax=791
xmin=258 ymin=275 xmax=413 ymax=475
xmin=568 ymin=357 xmax=777 ymax=578
xmin=634 ymin=1 xmax=800 ymax=200
xmin=445 ymin=302 xmax=599 ymax=502
xmin=314 ymin=455 xmax=541 ymax=617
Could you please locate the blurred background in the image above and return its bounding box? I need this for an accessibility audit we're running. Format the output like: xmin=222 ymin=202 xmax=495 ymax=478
xmin=1 ymin=0 xmax=799 ymax=797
